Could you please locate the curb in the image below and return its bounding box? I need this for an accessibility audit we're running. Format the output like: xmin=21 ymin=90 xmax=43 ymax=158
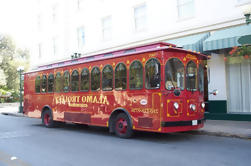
xmin=0 ymin=112 xmax=25 ymax=117
xmin=186 ymin=130 xmax=251 ymax=140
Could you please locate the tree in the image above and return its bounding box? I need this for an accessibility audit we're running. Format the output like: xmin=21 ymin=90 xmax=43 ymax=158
xmin=0 ymin=34 xmax=30 ymax=101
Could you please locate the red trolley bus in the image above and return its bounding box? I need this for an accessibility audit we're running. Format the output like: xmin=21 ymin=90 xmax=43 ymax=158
xmin=23 ymin=42 xmax=207 ymax=138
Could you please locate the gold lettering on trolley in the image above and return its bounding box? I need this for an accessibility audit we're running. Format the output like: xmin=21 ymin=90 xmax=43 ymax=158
xmin=149 ymin=53 xmax=156 ymax=57
xmin=55 ymin=95 xmax=110 ymax=107
xmin=131 ymin=108 xmax=158 ymax=114
xmin=186 ymin=54 xmax=197 ymax=60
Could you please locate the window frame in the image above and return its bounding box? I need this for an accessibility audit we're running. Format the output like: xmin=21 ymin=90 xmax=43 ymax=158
xmin=115 ymin=62 xmax=127 ymax=91
xmin=186 ymin=60 xmax=198 ymax=91
xmin=41 ymin=74 xmax=47 ymax=93
xmin=63 ymin=70 xmax=70 ymax=92
xmin=177 ymin=0 xmax=195 ymax=20
xmin=165 ymin=58 xmax=185 ymax=90
xmin=35 ymin=75 xmax=41 ymax=93
xmin=145 ymin=58 xmax=161 ymax=90
xmin=80 ymin=68 xmax=90 ymax=92
xmin=55 ymin=72 xmax=62 ymax=93
xmin=134 ymin=3 xmax=147 ymax=32
xmin=198 ymin=64 xmax=204 ymax=93
xmin=91 ymin=66 xmax=101 ymax=91
xmin=71 ymin=69 xmax=80 ymax=92
xmin=102 ymin=65 xmax=113 ymax=91
xmin=47 ymin=73 xmax=54 ymax=93
xmin=129 ymin=60 xmax=143 ymax=90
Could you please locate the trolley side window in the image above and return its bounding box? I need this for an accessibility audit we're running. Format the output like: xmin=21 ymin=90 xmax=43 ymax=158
xmin=41 ymin=75 xmax=47 ymax=93
xmin=63 ymin=71 xmax=70 ymax=92
xmin=80 ymin=68 xmax=89 ymax=91
xmin=48 ymin=74 xmax=54 ymax=92
xmin=186 ymin=61 xmax=197 ymax=91
xmin=35 ymin=76 xmax=41 ymax=93
xmin=91 ymin=67 xmax=101 ymax=91
xmin=145 ymin=58 xmax=161 ymax=89
xmin=71 ymin=70 xmax=79 ymax=92
xmin=129 ymin=61 xmax=143 ymax=89
xmin=102 ymin=65 xmax=113 ymax=91
xmin=115 ymin=63 xmax=127 ymax=90
xmin=55 ymin=72 xmax=62 ymax=92
xmin=198 ymin=64 xmax=204 ymax=93
xmin=165 ymin=58 xmax=184 ymax=90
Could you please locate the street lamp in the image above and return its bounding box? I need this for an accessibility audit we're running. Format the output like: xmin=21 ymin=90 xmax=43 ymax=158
xmin=17 ymin=66 xmax=24 ymax=113
xmin=239 ymin=2 xmax=251 ymax=24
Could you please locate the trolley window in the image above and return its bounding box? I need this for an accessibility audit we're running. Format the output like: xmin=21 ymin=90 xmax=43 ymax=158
xmin=91 ymin=67 xmax=100 ymax=91
xmin=102 ymin=65 xmax=113 ymax=91
xmin=63 ymin=71 xmax=70 ymax=92
xmin=71 ymin=70 xmax=79 ymax=92
xmin=35 ymin=76 xmax=41 ymax=93
xmin=186 ymin=61 xmax=197 ymax=91
xmin=115 ymin=63 xmax=127 ymax=90
xmin=145 ymin=58 xmax=161 ymax=89
xmin=129 ymin=61 xmax=143 ymax=89
xmin=41 ymin=75 xmax=47 ymax=93
xmin=48 ymin=74 xmax=54 ymax=92
xmin=80 ymin=68 xmax=89 ymax=91
xmin=198 ymin=64 xmax=204 ymax=93
xmin=55 ymin=72 xmax=62 ymax=92
xmin=165 ymin=58 xmax=184 ymax=90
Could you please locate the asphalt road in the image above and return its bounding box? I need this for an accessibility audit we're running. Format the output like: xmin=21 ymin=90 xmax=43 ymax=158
xmin=0 ymin=114 xmax=251 ymax=166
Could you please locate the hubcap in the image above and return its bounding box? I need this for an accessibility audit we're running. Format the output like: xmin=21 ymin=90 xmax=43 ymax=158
xmin=116 ymin=118 xmax=128 ymax=134
xmin=44 ymin=114 xmax=50 ymax=125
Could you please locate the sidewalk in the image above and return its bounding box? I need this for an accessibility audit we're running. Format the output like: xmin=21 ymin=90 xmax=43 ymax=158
xmin=0 ymin=103 xmax=24 ymax=117
xmin=0 ymin=103 xmax=250 ymax=139
xmin=191 ymin=120 xmax=251 ymax=140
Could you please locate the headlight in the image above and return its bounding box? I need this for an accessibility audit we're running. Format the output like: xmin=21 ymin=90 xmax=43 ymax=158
xmin=173 ymin=102 xmax=179 ymax=110
xmin=189 ymin=104 xmax=196 ymax=111
xmin=201 ymin=102 xmax=205 ymax=108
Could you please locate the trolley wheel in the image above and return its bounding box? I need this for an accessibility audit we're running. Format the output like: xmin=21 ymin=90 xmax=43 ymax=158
xmin=42 ymin=110 xmax=54 ymax=128
xmin=114 ymin=113 xmax=133 ymax=138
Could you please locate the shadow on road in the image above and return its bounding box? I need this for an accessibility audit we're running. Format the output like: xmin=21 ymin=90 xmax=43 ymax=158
xmin=30 ymin=122 xmax=194 ymax=143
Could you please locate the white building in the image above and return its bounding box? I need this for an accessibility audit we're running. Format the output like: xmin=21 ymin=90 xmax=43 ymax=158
xmin=32 ymin=0 xmax=251 ymax=120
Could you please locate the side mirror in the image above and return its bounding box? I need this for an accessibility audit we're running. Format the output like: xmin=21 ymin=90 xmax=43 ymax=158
xmin=209 ymin=89 xmax=218 ymax=96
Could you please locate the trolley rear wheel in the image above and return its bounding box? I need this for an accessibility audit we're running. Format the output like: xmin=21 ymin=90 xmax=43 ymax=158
xmin=114 ymin=113 xmax=133 ymax=138
xmin=42 ymin=110 xmax=54 ymax=128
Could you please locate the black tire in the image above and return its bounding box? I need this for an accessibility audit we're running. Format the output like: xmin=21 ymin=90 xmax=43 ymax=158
xmin=42 ymin=110 xmax=54 ymax=128
xmin=114 ymin=113 xmax=133 ymax=138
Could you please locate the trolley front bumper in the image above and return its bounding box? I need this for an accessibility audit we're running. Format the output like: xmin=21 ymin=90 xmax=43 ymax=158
xmin=161 ymin=119 xmax=205 ymax=127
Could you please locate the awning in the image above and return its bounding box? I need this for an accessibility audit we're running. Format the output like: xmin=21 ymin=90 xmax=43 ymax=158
xmin=203 ymin=24 xmax=251 ymax=51
xmin=166 ymin=33 xmax=210 ymax=53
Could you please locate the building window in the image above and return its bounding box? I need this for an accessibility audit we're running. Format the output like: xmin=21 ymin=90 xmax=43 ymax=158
xmin=91 ymin=67 xmax=100 ymax=91
xmin=80 ymin=68 xmax=89 ymax=91
xmin=177 ymin=0 xmax=195 ymax=19
xmin=35 ymin=76 xmax=41 ymax=93
xmin=102 ymin=65 xmax=113 ymax=91
xmin=52 ymin=37 xmax=58 ymax=57
xmin=115 ymin=63 xmax=127 ymax=90
xmin=48 ymin=74 xmax=54 ymax=93
xmin=145 ymin=58 xmax=161 ymax=89
xmin=129 ymin=60 xmax=143 ymax=89
xmin=102 ymin=16 xmax=112 ymax=41
xmin=71 ymin=70 xmax=79 ymax=92
xmin=38 ymin=43 xmax=42 ymax=59
xmin=52 ymin=5 xmax=57 ymax=23
xmin=77 ymin=27 xmax=85 ymax=48
xmin=77 ymin=0 xmax=84 ymax=10
xmin=134 ymin=4 xmax=147 ymax=32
